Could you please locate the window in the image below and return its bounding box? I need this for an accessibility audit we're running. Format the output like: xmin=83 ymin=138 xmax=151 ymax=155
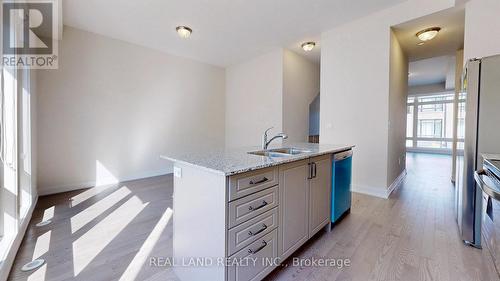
xmin=418 ymin=119 xmax=442 ymax=138
xmin=406 ymin=92 xmax=465 ymax=152
xmin=458 ymin=102 xmax=465 ymax=112
xmin=0 ymin=68 xmax=34 ymax=263
xmin=0 ymin=9 xmax=34 ymax=264
xmin=1 ymin=66 xmax=19 ymax=242
xmin=407 ymin=105 xmax=414 ymax=138
xmin=457 ymin=118 xmax=465 ymax=139
xmin=419 ymin=103 xmax=443 ymax=112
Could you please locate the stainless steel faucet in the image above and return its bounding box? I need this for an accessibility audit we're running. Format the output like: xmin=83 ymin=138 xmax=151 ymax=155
xmin=262 ymin=127 xmax=288 ymax=150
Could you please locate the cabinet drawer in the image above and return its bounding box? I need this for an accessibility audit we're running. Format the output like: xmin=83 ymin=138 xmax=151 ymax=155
xmin=228 ymin=207 xmax=278 ymax=256
xmin=229 ymin=186 xmax=278 ymax=228
xmin=227 ymin=229 xmax=278 ymax=281
xmin=229 ymin=167 xmax=279 ymax=201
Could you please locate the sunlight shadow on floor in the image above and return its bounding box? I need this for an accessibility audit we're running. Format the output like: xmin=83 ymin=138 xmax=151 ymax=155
xmin=32 ymin=230 xmax=51 ymax=260
xmin=72 ymin=195 xmax=149 ymax=276
xmin=119 ymin=207 xmax=173 ymax=281
xmin=70 ymin=186 xmax=131 ymax=233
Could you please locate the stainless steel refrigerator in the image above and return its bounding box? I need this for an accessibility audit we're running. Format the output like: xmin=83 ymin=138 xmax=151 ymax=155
xmin=455 ymin=54 xmax=500 ymax=248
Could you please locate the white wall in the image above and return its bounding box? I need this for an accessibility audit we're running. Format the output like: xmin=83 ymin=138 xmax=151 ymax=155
xmin=387 ymin=30 xmax=408 ymax=187
xmin=225 ymin=49 xmax=319 ymax=147
xmin=225 ymin=50 xmax=284 ymax=148
xmin=464 ymin=0 xmax=500 ymax=61
xmin=37 ymin=27 xmax=225 ymax=195
xmin=320 ymin=0 xmax=455 ymax=198
xmin=283 ymin=49 xmax=320 ymax=143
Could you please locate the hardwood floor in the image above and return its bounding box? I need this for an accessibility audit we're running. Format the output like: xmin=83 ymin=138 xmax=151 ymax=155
xmin=8 ymin=153 xmax=500 ymax=281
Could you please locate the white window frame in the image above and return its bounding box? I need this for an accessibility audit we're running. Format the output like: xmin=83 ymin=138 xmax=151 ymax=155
xmin=407 ymin=92 xmax=465 ymax=154
xmin=0 ymin=2 xmax=36 ymax=278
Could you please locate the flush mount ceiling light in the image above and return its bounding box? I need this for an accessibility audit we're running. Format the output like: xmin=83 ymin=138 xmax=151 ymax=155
xmin=301 ymin=42 xmax=316 ymax=52
xmin=176 ymin=26 xmax=192 ymax=39
xmin=416 ymin=27 xmax=441 ymax=42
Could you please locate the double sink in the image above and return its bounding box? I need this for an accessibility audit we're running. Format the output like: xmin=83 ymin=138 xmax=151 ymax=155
xmin=248 ymin=147 xmax=312 ymax=158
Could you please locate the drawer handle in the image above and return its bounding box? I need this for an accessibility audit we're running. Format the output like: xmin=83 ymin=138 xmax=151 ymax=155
xmin=248 ymin=200 xmax=268 ymax=211
xmin=248 ymin=224 xmax=267 ymax=236
xmin=249 ymin=177 xmax=268 ymax=185
xmin=247 ymin=240 xmax=267 ymax=255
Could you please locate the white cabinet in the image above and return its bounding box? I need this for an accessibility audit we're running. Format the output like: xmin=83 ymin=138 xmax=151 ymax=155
xmin=228 ymin=186 xmax=279 ymax=228
xmin=278 ymin=155 xmax=332 ymax=260
xmin=308 ymin=155 xmax=332 ymax=237
xmin=227 ymin=229 xmax=279 ymax=281
xmin=172 ymin=152 xmax=338 ymax=281
xmin=278 ymin=159 xmax=310 ymax=260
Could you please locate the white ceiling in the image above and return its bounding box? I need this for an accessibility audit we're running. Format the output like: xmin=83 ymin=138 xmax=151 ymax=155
xmin=393 ymin=6 xmax=464 ymax=62
xmin=63 ymin=0 xmax=406 ymax=66
xmin=408 ymin=55 xmax=454 ymax=87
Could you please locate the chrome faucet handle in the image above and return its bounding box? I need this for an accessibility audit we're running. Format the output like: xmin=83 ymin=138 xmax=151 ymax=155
xmin=264 ymin=127 xmax=274 ymax=136
xmin=262 ymin=127 xmax=274 ymax=149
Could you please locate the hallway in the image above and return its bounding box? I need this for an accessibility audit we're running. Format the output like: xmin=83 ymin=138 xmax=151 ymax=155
xmin=269 ymin=152 xmax=498 ymax=280
xmin=8 ymin=153 xmax=499 ymax=281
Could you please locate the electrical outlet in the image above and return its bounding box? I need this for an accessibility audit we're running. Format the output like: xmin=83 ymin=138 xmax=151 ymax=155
xmin=174 ymin=167 xmax=182 ymax=178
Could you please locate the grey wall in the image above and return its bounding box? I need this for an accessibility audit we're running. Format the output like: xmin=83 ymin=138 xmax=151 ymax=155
xmin=387 ymin=30 xmax=408 ymax=187
xmin=283 ymin=49 xmax=320 ymax=142
xmin=408 ymin=82 xmax=447 ymax=96
xmin=309 ymin=94 xmax=320 ymax=135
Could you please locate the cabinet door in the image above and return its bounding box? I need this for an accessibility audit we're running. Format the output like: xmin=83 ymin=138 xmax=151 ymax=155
xmin=309 ymin=155 xmax=332 ymax=237
xmin=278 ymin=159 xmax=309 ymax=260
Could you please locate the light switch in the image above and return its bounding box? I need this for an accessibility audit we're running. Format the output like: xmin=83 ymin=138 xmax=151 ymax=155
xmin=174 ymin=167 xmax=182 ymax=178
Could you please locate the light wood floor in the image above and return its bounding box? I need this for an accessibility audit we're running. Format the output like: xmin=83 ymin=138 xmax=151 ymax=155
xmin=8 ymin=153 xmax=500 ymax=281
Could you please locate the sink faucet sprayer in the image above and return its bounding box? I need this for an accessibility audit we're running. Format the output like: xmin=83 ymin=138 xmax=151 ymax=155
xmin=262 ymin=127 xmax=288 ymax=150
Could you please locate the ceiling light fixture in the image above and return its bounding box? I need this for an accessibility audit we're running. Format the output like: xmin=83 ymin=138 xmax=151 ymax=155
xmin=416 ymin=27 xmax=441 ymax=42
xmin=417 ymin=42 xmax=425 ymax=46
xmin=176 ymin=26 xmax=192 ymax=39
xmin=301 ymin=42 xmax=316 ymax=52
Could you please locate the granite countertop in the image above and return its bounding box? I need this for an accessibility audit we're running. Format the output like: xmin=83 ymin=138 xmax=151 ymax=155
xmin=482 ymin=153 xmax=500 ymax=161
xmin=160 ymin=143 xmax=354 ymax=176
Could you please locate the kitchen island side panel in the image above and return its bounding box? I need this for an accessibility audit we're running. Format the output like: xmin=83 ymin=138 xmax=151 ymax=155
xmin=173 ymin=163 xmax=227 ymax=281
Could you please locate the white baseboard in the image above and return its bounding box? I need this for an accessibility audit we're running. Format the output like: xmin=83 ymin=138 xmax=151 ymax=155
xmin=38 ymin=169 xmax=172 ymax=196
xmin=386 ymin=169 xmax=407 ymax=198
xmin=0 ymin=196 xmax=38 ymax=281
xmin=352 ymin=184 xmax=388 ymax=199
xmin=352 ymin=169 xmax=407 ymax=199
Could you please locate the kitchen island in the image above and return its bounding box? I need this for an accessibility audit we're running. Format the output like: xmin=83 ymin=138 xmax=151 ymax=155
xmin=160 ymin=143 xmax=354 ymax=281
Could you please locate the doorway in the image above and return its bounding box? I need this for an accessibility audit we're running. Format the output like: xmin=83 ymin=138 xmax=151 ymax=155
xmin=391 ymin=6 xmax=465 ymax=183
